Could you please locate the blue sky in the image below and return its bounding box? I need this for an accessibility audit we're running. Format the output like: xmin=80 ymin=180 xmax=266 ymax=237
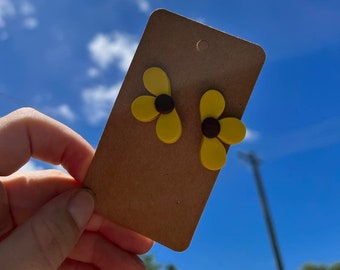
xmin=1 ymin=0 xmax=340 ymax=269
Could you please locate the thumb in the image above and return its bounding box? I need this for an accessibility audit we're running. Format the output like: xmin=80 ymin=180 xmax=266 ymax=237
xmin=0 ymin=188 xmax=95 ymax=270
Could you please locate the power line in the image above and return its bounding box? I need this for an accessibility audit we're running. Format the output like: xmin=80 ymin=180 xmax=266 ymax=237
xmin=238 ymin=151 xmax=284 ymax=270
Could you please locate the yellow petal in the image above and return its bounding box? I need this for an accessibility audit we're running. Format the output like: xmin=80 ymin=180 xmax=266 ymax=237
xmin=200 ymin=89 xmax=225 ymax=121
xmin=143 ymin=67 xmax=171 ymax=96
xmin=131 ymin=95 xmax=159 ymax=122
xmin=218 ymin=117 xmax=246 ymax=145
xmin=156 ymin=109 xmax=182 ymax=144
xmin=200 ymin=137 xmax=227 ymax=170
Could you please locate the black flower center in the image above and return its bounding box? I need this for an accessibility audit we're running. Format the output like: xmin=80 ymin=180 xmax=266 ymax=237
xmin=155 ymin=94 xmax=175 ymax=114
xmin=201 ymin=117 xmax=221 ymax=138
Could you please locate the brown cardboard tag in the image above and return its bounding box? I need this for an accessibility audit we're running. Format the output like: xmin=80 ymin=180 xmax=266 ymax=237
xmin=84 ymin=9 xmax=265 ymax=251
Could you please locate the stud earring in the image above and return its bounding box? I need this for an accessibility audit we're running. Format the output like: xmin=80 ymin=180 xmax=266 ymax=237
xmin=199 ymin=89 xmax=246 ymax=170
xmin=131 ymin=67 xmax=182 ymax=144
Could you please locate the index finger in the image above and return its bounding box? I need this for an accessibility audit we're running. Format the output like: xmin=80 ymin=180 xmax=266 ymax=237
xmin=0 ymin=108 xmax=94 ymax=181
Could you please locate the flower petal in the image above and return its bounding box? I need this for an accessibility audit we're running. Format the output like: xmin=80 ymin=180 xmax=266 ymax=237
xmin=200 ymin=90 xmax=225 ymax=121
xmin=131 ymin=95 xmax=159 ymax=122
xmin=200 ymin=137 xmax=226 ymax=170
xmin=143 ymin=67 xmax=171 ymax=96
xmin=218 ymin=117 xmax=246 ymax=145
xmin=156 ymin=109 xmax=182 ymax=144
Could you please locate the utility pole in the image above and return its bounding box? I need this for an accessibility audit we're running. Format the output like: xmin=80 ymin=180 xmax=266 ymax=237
xmin=238 ymin=151 xmax=284 ymax=270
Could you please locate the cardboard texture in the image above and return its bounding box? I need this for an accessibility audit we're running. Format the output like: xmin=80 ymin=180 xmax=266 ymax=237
xmin=84 ymin=9 xmax=265 ymax=251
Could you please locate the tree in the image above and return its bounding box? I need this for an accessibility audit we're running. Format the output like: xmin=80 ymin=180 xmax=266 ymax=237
xmin=166 ymin=265 xmax=178 ymax=270
xmin=142 ymin=254 xmax=178 ymax=270
xmin=301 ymin=263 xmax=340 ymax=270
xmin=143 ymin=255 xmax=161 ymax=270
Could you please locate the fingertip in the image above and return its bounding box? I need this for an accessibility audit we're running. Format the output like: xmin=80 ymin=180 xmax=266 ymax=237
xmin=137 ymin=237 xmax=154 ymax=255
xmin=63 ymin=143 xmax=95 ymax=182
xmin=0 ymin=181 xmax=12 ymax=238
xmin=67 ymin=189 xmax=95 ymax=229
xmin=86 ymin=214 xmax=155 ymax=255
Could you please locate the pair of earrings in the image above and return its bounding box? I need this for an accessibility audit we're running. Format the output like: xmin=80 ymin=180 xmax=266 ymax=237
xmin=131 ymin=67 xmax=246 ymax=171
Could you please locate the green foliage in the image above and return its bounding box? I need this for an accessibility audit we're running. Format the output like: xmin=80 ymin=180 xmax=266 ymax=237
xmin=301 ymin=263 xmax=340 ymax=270
xmin=330 ymin=264 xmax=340 ymax=270
xmin=166 ymin=265 xmax=178 ymax=270
xmin=143 ymin=255 xmax=161 ymax=270
xmin=142 ymin=254 xmax=178 ymax=270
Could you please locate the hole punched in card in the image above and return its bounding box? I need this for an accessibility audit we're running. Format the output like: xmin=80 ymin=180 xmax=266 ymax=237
xmin=84 ymin=9 xmax=265 ymax=251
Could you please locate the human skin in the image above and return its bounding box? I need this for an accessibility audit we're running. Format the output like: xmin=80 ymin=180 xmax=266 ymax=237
xmin=0 ymin=108 xmax=153 ymax=269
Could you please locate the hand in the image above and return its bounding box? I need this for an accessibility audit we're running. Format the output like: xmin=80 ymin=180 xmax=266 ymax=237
xmin=0 ymin=108 xmax=153 ymax=269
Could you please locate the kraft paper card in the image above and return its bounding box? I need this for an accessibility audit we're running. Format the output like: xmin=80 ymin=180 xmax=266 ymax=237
xmin=84 ymin=9 xmax=265 ymax=251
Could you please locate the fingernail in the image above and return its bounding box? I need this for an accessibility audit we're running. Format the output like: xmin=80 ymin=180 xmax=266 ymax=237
xmin=82 ymin=186 xmax=96 ymax=200
xmin=67 ymin=189 xmax=95 ymax=229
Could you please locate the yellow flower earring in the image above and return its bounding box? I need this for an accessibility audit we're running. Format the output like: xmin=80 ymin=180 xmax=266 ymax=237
xmin=199 ymin=90 xmax=246 ymax=170
xmin=131 ymin=67 xmax=182 ymax=144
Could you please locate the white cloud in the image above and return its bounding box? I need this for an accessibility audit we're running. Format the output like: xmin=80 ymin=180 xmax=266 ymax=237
xmin=51 ymin=164 xmax=69 ymax=174
xmin=0 ymin=0 xmax=15 ymax=28
xmin=244 ymin=128 xmax=260 ymax=143
xmin=19 ymin=160 xmax=68 ymax=174
xmin=20 ymin=1 xmax=35 ymax=15
xmin=88 ymin=32 xmax=138 ymax=72
xmin=0 ymin=0 xmax=38 ymax=31
xmin=82 ymin=83 xmax=121 ymax=124
xmin=19 ymin=159 xmax=43 ymax=172
xmin=87 ymin=67 xmax=100 ymax=78
xmin=253 ymin=116 xmax=340 ymax=160
xmin=135 ymin=0 xmax=151 ymax=14
xmin=45 ymin=104 xmax=77 ymax=122
xmin=195 ymin=17 xmax=206 ymax=24
xmin=23 ymin=16 xmax=38 ymax=29
xmin=19 ymin=1 xmax=38 ymax=30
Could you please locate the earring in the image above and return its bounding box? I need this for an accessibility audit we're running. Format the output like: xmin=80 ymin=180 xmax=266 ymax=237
xmin=131 ymin=67 xmax=182 ymax=144
xmin=199 ymin=89 xmax=246 ymax=170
